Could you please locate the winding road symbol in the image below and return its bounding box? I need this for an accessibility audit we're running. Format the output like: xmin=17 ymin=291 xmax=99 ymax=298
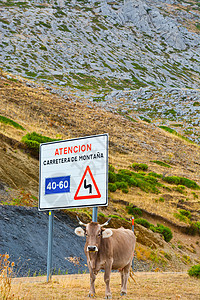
xmin=74 ymin=166 xmax=101 ymax=200
xmin=84 ymin=179 xmax=92 ymax=194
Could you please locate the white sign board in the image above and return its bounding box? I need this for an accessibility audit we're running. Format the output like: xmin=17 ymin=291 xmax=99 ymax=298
xmin=39 ymin=134 xmax=108 ymax=211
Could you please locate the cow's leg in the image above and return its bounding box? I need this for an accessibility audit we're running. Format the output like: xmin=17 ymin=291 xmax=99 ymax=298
xmin=120 ymin=269 xmax=125 ymax=295
xmin=104 ymin=262 xmax=112 ymax=299
xmin=120 ymin=261 xmax=132 ymax=296
xmin=88 ymin=269 xmax=96 ymax=297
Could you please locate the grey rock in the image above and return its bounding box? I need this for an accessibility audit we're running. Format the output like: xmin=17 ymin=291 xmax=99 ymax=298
xmin=0 ymin=0 xmax=199 ymax=144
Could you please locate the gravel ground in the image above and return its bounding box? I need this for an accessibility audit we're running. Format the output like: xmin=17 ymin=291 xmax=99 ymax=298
xmin=0 ymin=205 xmax=87 ymax=277
xmin=0 ymin=205 xmax=148 ymax=277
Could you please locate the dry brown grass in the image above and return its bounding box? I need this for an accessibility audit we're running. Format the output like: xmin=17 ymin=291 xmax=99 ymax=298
xmin=0 ymin=254 xmax=15 ymax=299
xmin=9 ymin=272 xmax=200 ymax=300
xmin=135 ymin=244 xmax=152 ymax=261
xmin=110 ymin=187 xmax=200 ymax=226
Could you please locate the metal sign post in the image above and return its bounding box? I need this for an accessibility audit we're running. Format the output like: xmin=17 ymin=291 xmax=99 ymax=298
xmin=92 ymin=207 xmax=98 ymax=222
xmin=39 ymin=134 xmax=108 ymax=282
xmin=47 ymin=210 xmax=54 ymax=282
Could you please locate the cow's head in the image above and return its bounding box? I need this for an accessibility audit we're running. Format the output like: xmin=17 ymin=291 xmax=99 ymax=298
xmin=75 ymin=217 xmax=112 ymax=253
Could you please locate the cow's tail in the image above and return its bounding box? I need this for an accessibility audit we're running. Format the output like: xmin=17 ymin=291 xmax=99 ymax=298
xmin=129 ymin=268 xmax=137 ymax=283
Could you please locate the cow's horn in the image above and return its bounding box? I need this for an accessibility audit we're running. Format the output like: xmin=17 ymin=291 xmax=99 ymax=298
xmin=100 ymin=218 xmax=111 ymax=227
xmin=76 ymin=215 xmax=87 ymax=227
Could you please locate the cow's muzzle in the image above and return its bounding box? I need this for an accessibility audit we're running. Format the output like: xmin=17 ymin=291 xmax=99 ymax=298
xmin=87 ymin=245 xmax=98 ymax=252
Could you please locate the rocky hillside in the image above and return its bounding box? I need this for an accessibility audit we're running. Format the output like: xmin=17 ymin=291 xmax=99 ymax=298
xmin=1 ymin=0 xmax=200 ymax=143
xmin=1 ymin=0 xmax=200 ymax=89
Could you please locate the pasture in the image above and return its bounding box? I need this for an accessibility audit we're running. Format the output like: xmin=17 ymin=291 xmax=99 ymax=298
xmin=9 ymin=272 xmax=200 ymax=299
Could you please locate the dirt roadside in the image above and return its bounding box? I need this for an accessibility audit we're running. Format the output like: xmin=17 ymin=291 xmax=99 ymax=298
xmin=10 ymin=272 xmax=200 ymax=300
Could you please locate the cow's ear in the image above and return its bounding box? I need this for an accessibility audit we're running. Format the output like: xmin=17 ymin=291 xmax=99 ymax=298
xmin=102 ymin=229 xmax=113 ymax=239
xmin=75 ymin=227 xmax=85 ymax=237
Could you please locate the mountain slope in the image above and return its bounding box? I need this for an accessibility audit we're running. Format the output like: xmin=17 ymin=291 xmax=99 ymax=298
xmin=0 ymin=72 xmax=200 ymax=271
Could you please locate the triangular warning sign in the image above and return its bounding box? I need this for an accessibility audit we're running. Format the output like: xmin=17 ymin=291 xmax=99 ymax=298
xmin=74 ymin=166 xmax=101 ymax=200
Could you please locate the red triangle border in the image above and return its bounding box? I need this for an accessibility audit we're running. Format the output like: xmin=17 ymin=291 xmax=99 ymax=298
xmin=74 ymin=166 xmax=101 ymax=200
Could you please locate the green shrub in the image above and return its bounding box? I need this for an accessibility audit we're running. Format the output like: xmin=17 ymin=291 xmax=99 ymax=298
xmin=159 ymin=126 xmax=175 ymax=134
xmin=149 ymin=224 xmax=156 ymax=232
xmin=174 ymin=212 xmax=188 ymax=223
xmin=163 ymin=176 xmax=180 ymax=185
xmin=0 ymin=115 xmax=25 ymax=130
xmin=115 ymin=181 xmax=129 ymax=193
xmin=127 ymin=177 xmax=138 ymax=187
xmin=131 ymin=163 xmax=148 ymax=171
xmin=135 ymin=218 xmax=151 ymax=229
xmin=22 ymin=132 xmax=60 ymax=153
xmin=115 ymin=173 xmax=125 ymax=182
xmin=109 ymin=164 xmax=115 ymax=172
xmin=155 ymin=224 xmax=173 ymax=242
xmin=108 ymin=183 xmax=117 ymax=192
xmin=138 ymin=171 xmax=147 ymax=176
xmin=148 ymin=172 xmax=162 ymax=178
xmin=118 ymin=169 xmax=133 ymax=176
xmin=117 ymin=170 xmax=138 ymax=187
xmin=179 ymin=177 xmax=200 ymax=189
xmin=108 ymin=171 xmax=116 ymax=183
xmin=122 ymin=188 xmax=129 ymax=194
xmin=149 ymin=224 xmax=173 ymax=242
xmin=191 ymin=192 xmax=198 ymax=199
xmin=23 ymin=139 xmax=39 ymax=150
xmin=139 ymin=116 xmax=151 ymax=123
xmin=98 ymin=212 xmax=106 ymax=217
xmin=115 ymin=181 xmax=128 ymax=190
xmin=108 ymin=214 xmax=120 ymax=219
xmin=133 ymin=207 xmax=142 ymax=216
xmin=152 ymin=160 xmax=171 ymax=168
xmin=159 ymin=126 xmax=196 ymax=144
xmin=159 ymin=197 xmax=165 ymax=202
xmin=126 ymin=206 xmax=142 ymax=217
xmin=135 ymin=218 xmax=173 ymax=242
xmin=163 ymin=176 xmax=200 ymax=189
xmin=196 ymin=23 xmax=200 ymax=30
xmin=188 ymin=264 xmax=200 ymax=279
xmin=108 ymin=215 xmax=126 ymax=221
xmin=186 ymin=222 xmax=200 ymax=235
xmin=130 ymin=172 xmax=161 ymax=194
xmin=108 ymin=167 xmax=161 ymax=194
xmin=145 ymin=175 xmax=160 ymax=185
xmin=174 ymin=185 xmax=186 ymax=194
xmin=179 ymin=209 xmax=191 ymax=220
xmin=136 ymin=178 xmax=160 ymax=194
xmin=194 ymin=221 xmax=200 ymax=232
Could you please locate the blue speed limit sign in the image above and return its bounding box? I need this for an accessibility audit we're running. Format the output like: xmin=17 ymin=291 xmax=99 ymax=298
xmin=45 ymin=176 xmax=70 ymax=195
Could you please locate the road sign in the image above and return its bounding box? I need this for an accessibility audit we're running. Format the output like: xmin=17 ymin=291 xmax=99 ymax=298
xmin=39 ymin=134 xmax=108 ymax=211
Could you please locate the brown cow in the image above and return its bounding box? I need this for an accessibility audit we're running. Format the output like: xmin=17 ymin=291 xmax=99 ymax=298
xmin=75 ymin=217 xmax=136 ymax=299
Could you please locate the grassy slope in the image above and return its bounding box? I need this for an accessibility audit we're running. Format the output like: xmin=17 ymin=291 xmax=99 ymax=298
xmin=0 ymin=72 xmax=200 ymax=270
xmin=9 ymin=273 xmax=200 ymax=299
